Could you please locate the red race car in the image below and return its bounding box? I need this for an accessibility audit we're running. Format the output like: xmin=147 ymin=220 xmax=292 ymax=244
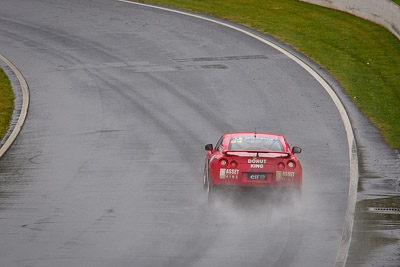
xmin=204 ymin=132 xmax=302 ymax=200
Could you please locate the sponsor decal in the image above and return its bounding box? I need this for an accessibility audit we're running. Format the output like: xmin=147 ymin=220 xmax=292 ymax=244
xmin=276 ymin=171 xmax=295 ymax=182
xmin=248 ymin=158 xmax=267 ymax=164
xmin=219 ymin=168 xmax=239 ymax=179
xmin=281 ymin=176 xmax=294 ymax=182
xmin=250 ymin=164 xmax=263 ymax=168
xmin=226 ymin=169 xmax=239 ymax=175
xmin=248 ymin=173 xmax=267 ymax=181
xmin=220 ymin=169 xmax=226 ymax=179
xmin=248 ymin=158 xmax=266 ymax=168
xmin=283 ymin=171 xmax=295 ymax=177
xmin=276 ymin=171 xmax=282 ymax=181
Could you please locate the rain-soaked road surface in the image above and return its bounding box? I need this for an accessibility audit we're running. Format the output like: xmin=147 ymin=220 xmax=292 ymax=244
xmin=0 ymin=0 xmax=354 ymax=266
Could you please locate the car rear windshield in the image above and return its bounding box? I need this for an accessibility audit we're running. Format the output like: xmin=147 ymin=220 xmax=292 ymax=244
xmin=228 ymin=137 xmax=284 ymax=152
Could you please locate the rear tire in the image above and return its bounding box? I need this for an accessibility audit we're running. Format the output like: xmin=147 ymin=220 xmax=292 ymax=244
xmin=203 ymin=167 xmax=208 ymax=191
xmin=207 ymin=182 xmax=215 ymax=203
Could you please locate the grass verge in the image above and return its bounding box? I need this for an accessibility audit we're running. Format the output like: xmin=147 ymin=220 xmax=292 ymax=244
xmin=0 ymin=69 xmax=14 ymax=142
xmin=138 ymin=0 xmax=400 ymax=148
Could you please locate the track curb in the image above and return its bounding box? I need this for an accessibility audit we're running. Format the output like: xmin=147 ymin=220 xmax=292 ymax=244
xmin=0 ymin=54 xmax=30 ymax=159
xmin=117 ymin=1 xmax=359 ymax=266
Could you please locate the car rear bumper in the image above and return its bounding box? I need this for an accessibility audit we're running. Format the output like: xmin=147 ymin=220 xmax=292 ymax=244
xmin=211 ymin=178 xmax=302 ymax=188
xmin=211 ymin=184 xmax=301 ymax=194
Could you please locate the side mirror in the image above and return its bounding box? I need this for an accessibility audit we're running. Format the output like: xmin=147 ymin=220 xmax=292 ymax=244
xmin=205 ymin=144 xmax=214 ymax=152
xmin=292 ymin=146 xmax=302 ymax=154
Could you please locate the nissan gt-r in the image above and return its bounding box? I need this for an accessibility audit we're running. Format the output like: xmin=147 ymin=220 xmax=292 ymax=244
xmin=204 ymin=132 xmax=302 ymax=200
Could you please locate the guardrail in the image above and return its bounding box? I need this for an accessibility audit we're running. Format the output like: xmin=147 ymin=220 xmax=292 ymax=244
xmin=300 ymin=0 xmax=400 ymax=41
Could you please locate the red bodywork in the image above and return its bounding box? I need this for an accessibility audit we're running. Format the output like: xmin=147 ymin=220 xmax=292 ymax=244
xmin=204 ymin=133 xmax=302 ymax=193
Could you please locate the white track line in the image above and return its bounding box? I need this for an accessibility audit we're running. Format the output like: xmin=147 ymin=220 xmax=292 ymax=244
xmin=0 ymin=54 xmax=30 ymax=159
xmin=118 ymin=1 xmax=358 ymax=265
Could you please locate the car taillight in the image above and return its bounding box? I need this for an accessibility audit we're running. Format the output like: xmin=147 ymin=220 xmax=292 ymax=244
xmin=287 ymin=160 xmax=296 ymax=169
xmin=219 ymin=158 xmax=228 ymax=167
xmin=230 ymin=161 xmax=238 ymax=168
xmin=278 ymin=162 xmax=285 ymax=170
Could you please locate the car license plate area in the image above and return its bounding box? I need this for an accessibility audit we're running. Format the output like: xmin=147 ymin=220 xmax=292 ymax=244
xmin=247 ymin=173 xmax=268 ymax=181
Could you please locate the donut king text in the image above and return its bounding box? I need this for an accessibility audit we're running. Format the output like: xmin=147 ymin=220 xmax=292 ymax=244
xmin=248 ymin=158 xmax=267 ymax=168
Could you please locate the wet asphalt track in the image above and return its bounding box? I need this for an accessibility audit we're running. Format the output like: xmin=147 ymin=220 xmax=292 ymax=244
xmin=0 ymin=0 xmax=351 ymax=266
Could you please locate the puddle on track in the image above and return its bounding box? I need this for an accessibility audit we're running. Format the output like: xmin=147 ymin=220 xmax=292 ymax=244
xmin=348 ymin=196 xmax=400 ymax=266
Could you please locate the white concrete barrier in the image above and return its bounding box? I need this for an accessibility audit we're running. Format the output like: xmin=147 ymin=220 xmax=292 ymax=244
xmin=300 ymin=0 xmax=400 ymax=40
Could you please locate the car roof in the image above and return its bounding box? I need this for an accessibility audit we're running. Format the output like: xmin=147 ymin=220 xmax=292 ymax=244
xmin=224 ymin=132 xmax=284 ymax=139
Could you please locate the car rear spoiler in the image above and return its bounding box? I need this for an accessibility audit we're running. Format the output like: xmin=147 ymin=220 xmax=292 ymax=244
xmin=222 ymin=150 xmax=290 ymax=158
